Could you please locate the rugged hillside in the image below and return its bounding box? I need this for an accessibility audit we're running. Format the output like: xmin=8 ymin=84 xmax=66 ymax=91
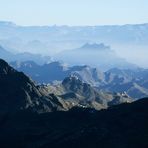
xmin=0 ymin=59 xmax=148 ymax=148
xmin=103 ymin=68 xmax=148 ymax=98
xmin=0 ymin=97 xmax=148 ymax=148
xmin=0 ymin=59 xmax=133 ymax=114
xmin=11 ymin=61 xmax=104 ymax=85
xmin=41 ymin=76 xmax=133 ymax=110
xmin=11 ymin=61 xmax=148 ymax=99
xmin=0 ymin=59 xmax=70 ymax=114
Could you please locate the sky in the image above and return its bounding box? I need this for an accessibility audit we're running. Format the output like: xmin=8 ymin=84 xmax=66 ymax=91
xmin=0 ymin=0 xmax=147 ymax=26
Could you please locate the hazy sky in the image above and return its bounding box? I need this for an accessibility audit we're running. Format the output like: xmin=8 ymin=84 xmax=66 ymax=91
xmin=0 ymin=0 xmax=147 ymax=26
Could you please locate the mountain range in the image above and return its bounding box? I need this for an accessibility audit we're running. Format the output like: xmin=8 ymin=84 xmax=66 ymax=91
xmin=0 ymin=42 xmax=137 ymax=70
xmin=0 ymin=45 xmax=51 ymax=64
xmin=41 ymin=75 xmax=133 ymax=110
xmin=0 ymin=59 xmax=133 ymax=114
xmin=0 ymin=21 xmax=148 ymax=67
xmin=1 ymin=42 xmax=147 ymax=99
xmin=0 ymin=21 xmax=148 ymax=50
xmin=0 ymin=60 xmax=146 ymax=147
xmin=55 ymin=43 xmax=137 ymax=70
xmin=0 ymin=59 xmax=148 ymax=148
xmin=0 ymin=21 xmax=148 ymax=148
xmin=11 ymin=60 xmax=148 ymax=99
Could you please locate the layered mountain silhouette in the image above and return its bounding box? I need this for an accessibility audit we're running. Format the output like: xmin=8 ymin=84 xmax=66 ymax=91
xmin=80 ymin=43 xmax=110 ymax=50
xmin=0 ymin=45 xmax=51 ymax=64
xmin=0 ymin=59 xmax=71 ymax=114
xmin=11 ymin=61 xmax=104 ymax=85
xmin=1 ymin=21 xmax=148 ymax=67
xmin=0 ymin=59 xmax=133 ymax=115
xmin=0 ymin=21 xmax=148 ymax=148
xmin=103 ymin=68 xmax=148 ymax=98
xmin=0 ymin=59 xmax=148 ymax=148
xmin=11 ymin=60 xmax=148 ymax=99
xmin=0 ymin=21 xmax=148 ymax=52
xmin=55 ymin=43 xmax=136 ymax=70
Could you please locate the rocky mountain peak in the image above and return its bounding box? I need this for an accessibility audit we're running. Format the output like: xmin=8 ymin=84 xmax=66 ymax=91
xmin=81 ymin=43 xmax=110 ymax=50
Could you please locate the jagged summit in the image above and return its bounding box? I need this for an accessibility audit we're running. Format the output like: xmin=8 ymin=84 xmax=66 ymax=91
xmin=44 ymin=61 xmax=68 ymax=70
xmin=62 ymin=75 xmax=82 ymax=86
xmin=81 ymin=43 xmax=110 ymax=50
xmin=57 ymin=75 xmax=133 ymax=109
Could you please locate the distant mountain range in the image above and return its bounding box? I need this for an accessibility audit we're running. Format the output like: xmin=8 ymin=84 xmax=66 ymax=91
xmin=11 ymin=60 xmax=148 ymax=99
xmin=1 ymin=42 xmax=147 ymax=99
xmin=0 ymin=45 xmax=51 ymax=64
xmin=0 ymin=21 xmax=148 ymax=67
xmin=0 ymin=42 xmax=137 ymax=70
xmin=0 ymin=21 xmax=148 ymax=50
xmin=11 ymin=60 xmax=103 ymax=84
xmin=55 ymin=43 xmax=137 ymax=70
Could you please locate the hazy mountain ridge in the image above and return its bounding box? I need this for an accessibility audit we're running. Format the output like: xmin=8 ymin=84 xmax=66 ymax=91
xmin=0 ymin=45 xmax=51 ymax=64
xmin=55 ymin=43 xmax=137 ymax=70
xmin=0 ymin=42 xmax=137 ymax=70
xmin=11 ymin=60 xmax=105 ymax=85
xmin=0 ymin=21 xmax=148 ymax=45
xmin=0 ymin=21 xmax=148 ymax=67
xmin=11 ymin=60 xmax=148 ymax=99
xmin=1 ymin=2 xmax=148 ymax=147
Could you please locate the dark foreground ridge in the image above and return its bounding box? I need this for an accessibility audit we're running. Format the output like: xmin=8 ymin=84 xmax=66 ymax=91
xmin=0 ymin=98 xmax=148 ymax=148
xmin=0 ymin=59 xmax=148 ymax=148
